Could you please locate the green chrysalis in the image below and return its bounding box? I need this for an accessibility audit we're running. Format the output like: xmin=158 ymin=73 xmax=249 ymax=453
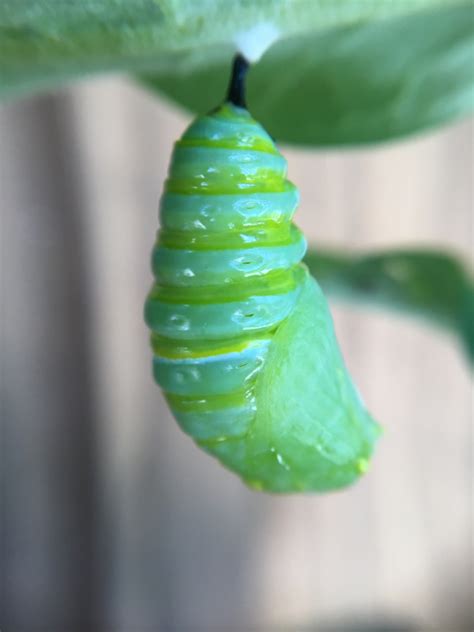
xmin=145 ymin=55 xmax=380 ymax=492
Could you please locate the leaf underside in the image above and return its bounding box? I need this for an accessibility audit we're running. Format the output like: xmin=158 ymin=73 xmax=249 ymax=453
xmin=1 ymin=2 xmax=473 ymax=145
xmin=304 ymin=247 xmax=474 ymax=363
xmin=143 ymin=3 xmax=474 ymax=145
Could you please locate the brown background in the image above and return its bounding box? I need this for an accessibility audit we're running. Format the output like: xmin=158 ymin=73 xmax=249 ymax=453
xmin=1 ymin=76 xmax=472 ymax=631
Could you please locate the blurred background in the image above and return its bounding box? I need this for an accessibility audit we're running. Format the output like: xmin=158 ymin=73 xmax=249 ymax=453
xmin=1 ymin=77 xmax=472 ymax=631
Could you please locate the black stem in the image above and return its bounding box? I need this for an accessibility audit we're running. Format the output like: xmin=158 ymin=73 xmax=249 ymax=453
xmin=226 ymin=53 xmax=249 ymax=108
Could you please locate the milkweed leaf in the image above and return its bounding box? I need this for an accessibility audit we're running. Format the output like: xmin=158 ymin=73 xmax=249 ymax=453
xmin=142 ymin=3 xmax=474 ymax=145
xmin=1 ymin=2 xmax=473 ymax=145
xmin=304 ymin=247 xmax=474 ymax=363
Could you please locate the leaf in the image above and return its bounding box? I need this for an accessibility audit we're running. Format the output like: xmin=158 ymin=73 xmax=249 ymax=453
xmin=143 ymin=2 xmax=474 ymax=145
xmin=1 ymin=2 xmax=473 ymax=145
xmin=0 ymin=0 xmax=442 ymax=98
xmin=304 ymin=248 xmax=474 ymax=362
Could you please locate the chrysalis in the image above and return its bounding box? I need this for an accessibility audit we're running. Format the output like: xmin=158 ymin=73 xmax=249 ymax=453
xmin=145 ymin=55 xmax=380 ymax=492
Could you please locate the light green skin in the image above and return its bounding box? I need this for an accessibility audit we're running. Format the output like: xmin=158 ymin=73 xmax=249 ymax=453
xmin=145 ymin=103 xmax=380 ymax=493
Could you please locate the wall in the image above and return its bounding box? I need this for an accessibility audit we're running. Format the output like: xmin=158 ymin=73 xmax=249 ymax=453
xmin=1 ymin=77 xmax=472 ymax=631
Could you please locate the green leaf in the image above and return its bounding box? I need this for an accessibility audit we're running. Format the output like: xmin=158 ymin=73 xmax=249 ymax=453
xmin=143 ymin=2 xmax=474 ymax=145
xmin=0 ymin=0 xmax=443 ymax=97
xmin=304 ymin=248 xmax=474 ymax=362
xmin=2 ymin=2 xmax=473 ymax=145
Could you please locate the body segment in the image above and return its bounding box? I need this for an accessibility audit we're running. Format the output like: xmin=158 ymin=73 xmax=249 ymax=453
xmin=145 ymin=103 xmax=380 ymax=492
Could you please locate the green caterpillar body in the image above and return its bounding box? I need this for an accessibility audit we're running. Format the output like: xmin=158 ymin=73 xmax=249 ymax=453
xmin=145 ymin=103 xmax=380 ymax=492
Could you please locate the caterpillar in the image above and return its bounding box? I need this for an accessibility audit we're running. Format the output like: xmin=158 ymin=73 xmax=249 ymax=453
xmin=145 ymin=55 xmax=380 ymax=493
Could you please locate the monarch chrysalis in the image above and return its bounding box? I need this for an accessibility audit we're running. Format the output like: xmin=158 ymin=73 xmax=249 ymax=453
xmin=145 ymin=55 xmax=380 ymax=492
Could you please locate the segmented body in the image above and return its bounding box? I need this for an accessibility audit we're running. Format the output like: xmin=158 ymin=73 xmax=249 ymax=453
xmin=145 ymin=103 xmax=307 ymax=444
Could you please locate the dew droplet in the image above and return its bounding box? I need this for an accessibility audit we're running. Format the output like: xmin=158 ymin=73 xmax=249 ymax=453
xmin=213 ymin=436 xmax=227 ymax=443
xmin=275 ymin=452 xmax=290 ymax=471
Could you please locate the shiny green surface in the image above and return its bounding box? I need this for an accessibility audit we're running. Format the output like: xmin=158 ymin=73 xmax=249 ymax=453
xmin=159 ymin=190 xmax=299 ymax=233
xmin=145 ymin=103 xmax=306 ymax=345
xmin=199 ymin=276 xmax=381 ymax=492
xmin=145 ymin=102 xmax=379 ymax=492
